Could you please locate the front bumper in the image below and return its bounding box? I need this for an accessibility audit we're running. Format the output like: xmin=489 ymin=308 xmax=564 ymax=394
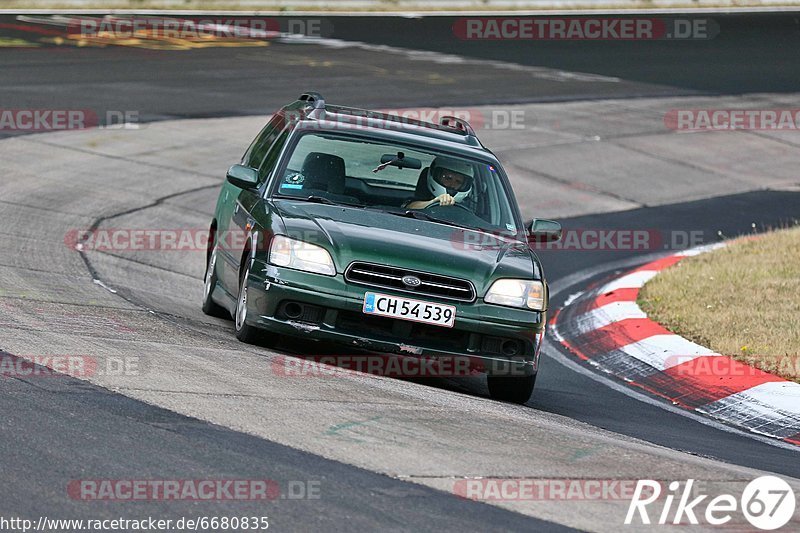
xmin=245 ymin=260 xmax=545 ymax=376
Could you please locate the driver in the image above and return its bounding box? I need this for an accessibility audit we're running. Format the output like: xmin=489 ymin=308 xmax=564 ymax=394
xmin=404 ymin=156 xmax=474 ymax=209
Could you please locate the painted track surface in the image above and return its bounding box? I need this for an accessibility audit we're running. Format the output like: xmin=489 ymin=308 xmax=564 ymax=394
xmin=1 ymin=13 xmax=800 ymax=530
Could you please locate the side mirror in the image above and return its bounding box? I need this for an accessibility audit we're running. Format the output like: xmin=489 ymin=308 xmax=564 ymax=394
xmin=526 ymin=218 xmax=562 ymax=243
xmin=226 ymin=164 xmax=259 ymax=190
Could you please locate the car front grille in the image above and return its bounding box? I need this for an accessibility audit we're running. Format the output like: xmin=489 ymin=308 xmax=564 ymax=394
xmin=344 ymin=261 xmax=476 ymax=302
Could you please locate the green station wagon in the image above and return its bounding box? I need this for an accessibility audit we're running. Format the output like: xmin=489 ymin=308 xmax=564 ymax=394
xmin=203 ymin=93 xmax=561 ymax=403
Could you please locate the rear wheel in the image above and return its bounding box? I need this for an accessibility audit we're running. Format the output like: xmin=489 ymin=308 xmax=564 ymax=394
xmin=487 ymin=373 xmax=536 ymax=404
xmin=234 ymin=259 xmax=278 ymax=348
xmin=202 ymin=244 xmax=229 ymax=319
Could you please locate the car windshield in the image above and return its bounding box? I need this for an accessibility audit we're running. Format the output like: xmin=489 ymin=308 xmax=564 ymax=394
xmin=273 ymin=131 xmax=519 ymax=234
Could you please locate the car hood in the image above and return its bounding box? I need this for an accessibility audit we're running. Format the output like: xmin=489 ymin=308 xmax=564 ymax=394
xmin=272 ymin=200 xmax=540 ymax=294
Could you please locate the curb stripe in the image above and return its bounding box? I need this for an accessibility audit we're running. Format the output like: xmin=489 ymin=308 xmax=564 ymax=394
xmin=632 ymin=255 xmax=684 ymax=273
xmin=580 ymin=287 xmax=640 ymax=313
xmin=598 ymin=270 xmax=657 ymax=294
xmin=698 ymin=382 xmax=800 ymax=439
xmin=553 ymin=243 xmax=800 ymax=445
xmin=578 ymin=318 xmax=671 ymax=355
xmin=592 ymin=350 xmax=662 ymax=381
xmin=638 ymin=356 xmax=786 ymax=408
xmin=573 ymin=301 xmax=647 ymax=335
xmin=616 ymin=334 xmax=718 ymax=371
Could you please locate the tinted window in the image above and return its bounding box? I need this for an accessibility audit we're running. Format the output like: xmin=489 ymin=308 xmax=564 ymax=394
xmin=242 ymin=114 xmax=285 ymax=170
xmin=259 ymin=129 xmax=290 ymax=181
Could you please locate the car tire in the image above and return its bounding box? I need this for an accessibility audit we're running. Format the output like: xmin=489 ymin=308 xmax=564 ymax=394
xmin=234 ymin=258 xmax=278 ymax=348
xmin=202 ymin=245 xmax=230 ymax=319
xmin=487 ymin=373 xmax=536 ymax=404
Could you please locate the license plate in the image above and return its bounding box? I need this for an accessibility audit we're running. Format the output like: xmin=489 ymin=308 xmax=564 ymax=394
xmin=362 ymin=292 xmax=456 ymax=328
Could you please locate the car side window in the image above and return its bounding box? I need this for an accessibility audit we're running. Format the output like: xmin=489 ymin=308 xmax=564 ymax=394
xmin=258 ymin=129 xmax=290 ymax=183
xmin=242 ymin=115 xmax=285 ymax=172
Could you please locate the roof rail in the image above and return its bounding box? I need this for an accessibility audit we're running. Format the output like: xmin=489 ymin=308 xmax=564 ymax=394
xmin=298 ymin=92 xmax=325 ymax=109
xmin=439 ymin=116 xmax=476 ymax=136
xmin=292 ymin=99 xmax=484 ymax=147
xmin=440 ymin=116 xmax=482 ymax=146
xmin=326 ymin=105 xmax=433 ymax=129
xmin=327 ymin=105 xmax=473 ymax=136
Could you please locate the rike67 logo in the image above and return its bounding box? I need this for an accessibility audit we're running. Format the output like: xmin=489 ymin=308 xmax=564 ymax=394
xmin=626 ymin=476 xmax=796 ymax=530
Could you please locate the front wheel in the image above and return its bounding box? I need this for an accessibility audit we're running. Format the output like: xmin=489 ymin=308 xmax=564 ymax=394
xmin=234 ymin=259 xmax=278 ymax=348
xmin=487 ymin=373 xmax=536 ymax=404
xmin=202 ymin=245 xmax=229 ymax=319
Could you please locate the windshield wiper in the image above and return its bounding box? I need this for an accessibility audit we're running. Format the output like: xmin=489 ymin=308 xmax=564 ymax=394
xmin=277 ymin=195 xmax=363 ymax=208
xmin=390 ymin=210 xmax=477 ymax=232
xmin=303 ymin=195 xmax=338 ymax=205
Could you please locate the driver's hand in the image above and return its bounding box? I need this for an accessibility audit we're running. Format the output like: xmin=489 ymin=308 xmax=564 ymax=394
xmin=432 ymin=193 xmax=455 ymax=206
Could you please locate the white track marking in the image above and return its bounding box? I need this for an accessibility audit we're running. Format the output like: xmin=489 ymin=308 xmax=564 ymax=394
xmin=598 ymin=269 xmax=657 ymax=293
xmin=617 ymin=334 xmax=720 ymax=371
xmin=573 ymin=301 xmax=647 ymax=335
xmin=706 ymin=381 xmax=800 ymax=419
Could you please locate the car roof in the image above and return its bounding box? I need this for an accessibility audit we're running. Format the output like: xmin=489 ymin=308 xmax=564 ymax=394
xmin=280 ymin=92 xmax=496 ymax=159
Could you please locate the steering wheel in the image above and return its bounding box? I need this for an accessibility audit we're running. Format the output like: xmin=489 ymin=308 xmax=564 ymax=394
xmin=424 ymin=199 xmax=472 ymax=213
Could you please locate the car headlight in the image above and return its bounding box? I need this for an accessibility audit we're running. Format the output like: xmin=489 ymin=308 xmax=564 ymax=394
xmin=269 ymin=236 xmax=335 ymax=276
xmin=485 ymin=279 xmax=545 ymax=311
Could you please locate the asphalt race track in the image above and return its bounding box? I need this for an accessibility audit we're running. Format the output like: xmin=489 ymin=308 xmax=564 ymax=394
xmin=0 ymin=12 xmax=799 ymax=531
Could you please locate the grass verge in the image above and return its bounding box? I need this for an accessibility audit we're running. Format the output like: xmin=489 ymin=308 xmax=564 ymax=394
xmin=638 ymin=225 xmax=800 ymax=383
